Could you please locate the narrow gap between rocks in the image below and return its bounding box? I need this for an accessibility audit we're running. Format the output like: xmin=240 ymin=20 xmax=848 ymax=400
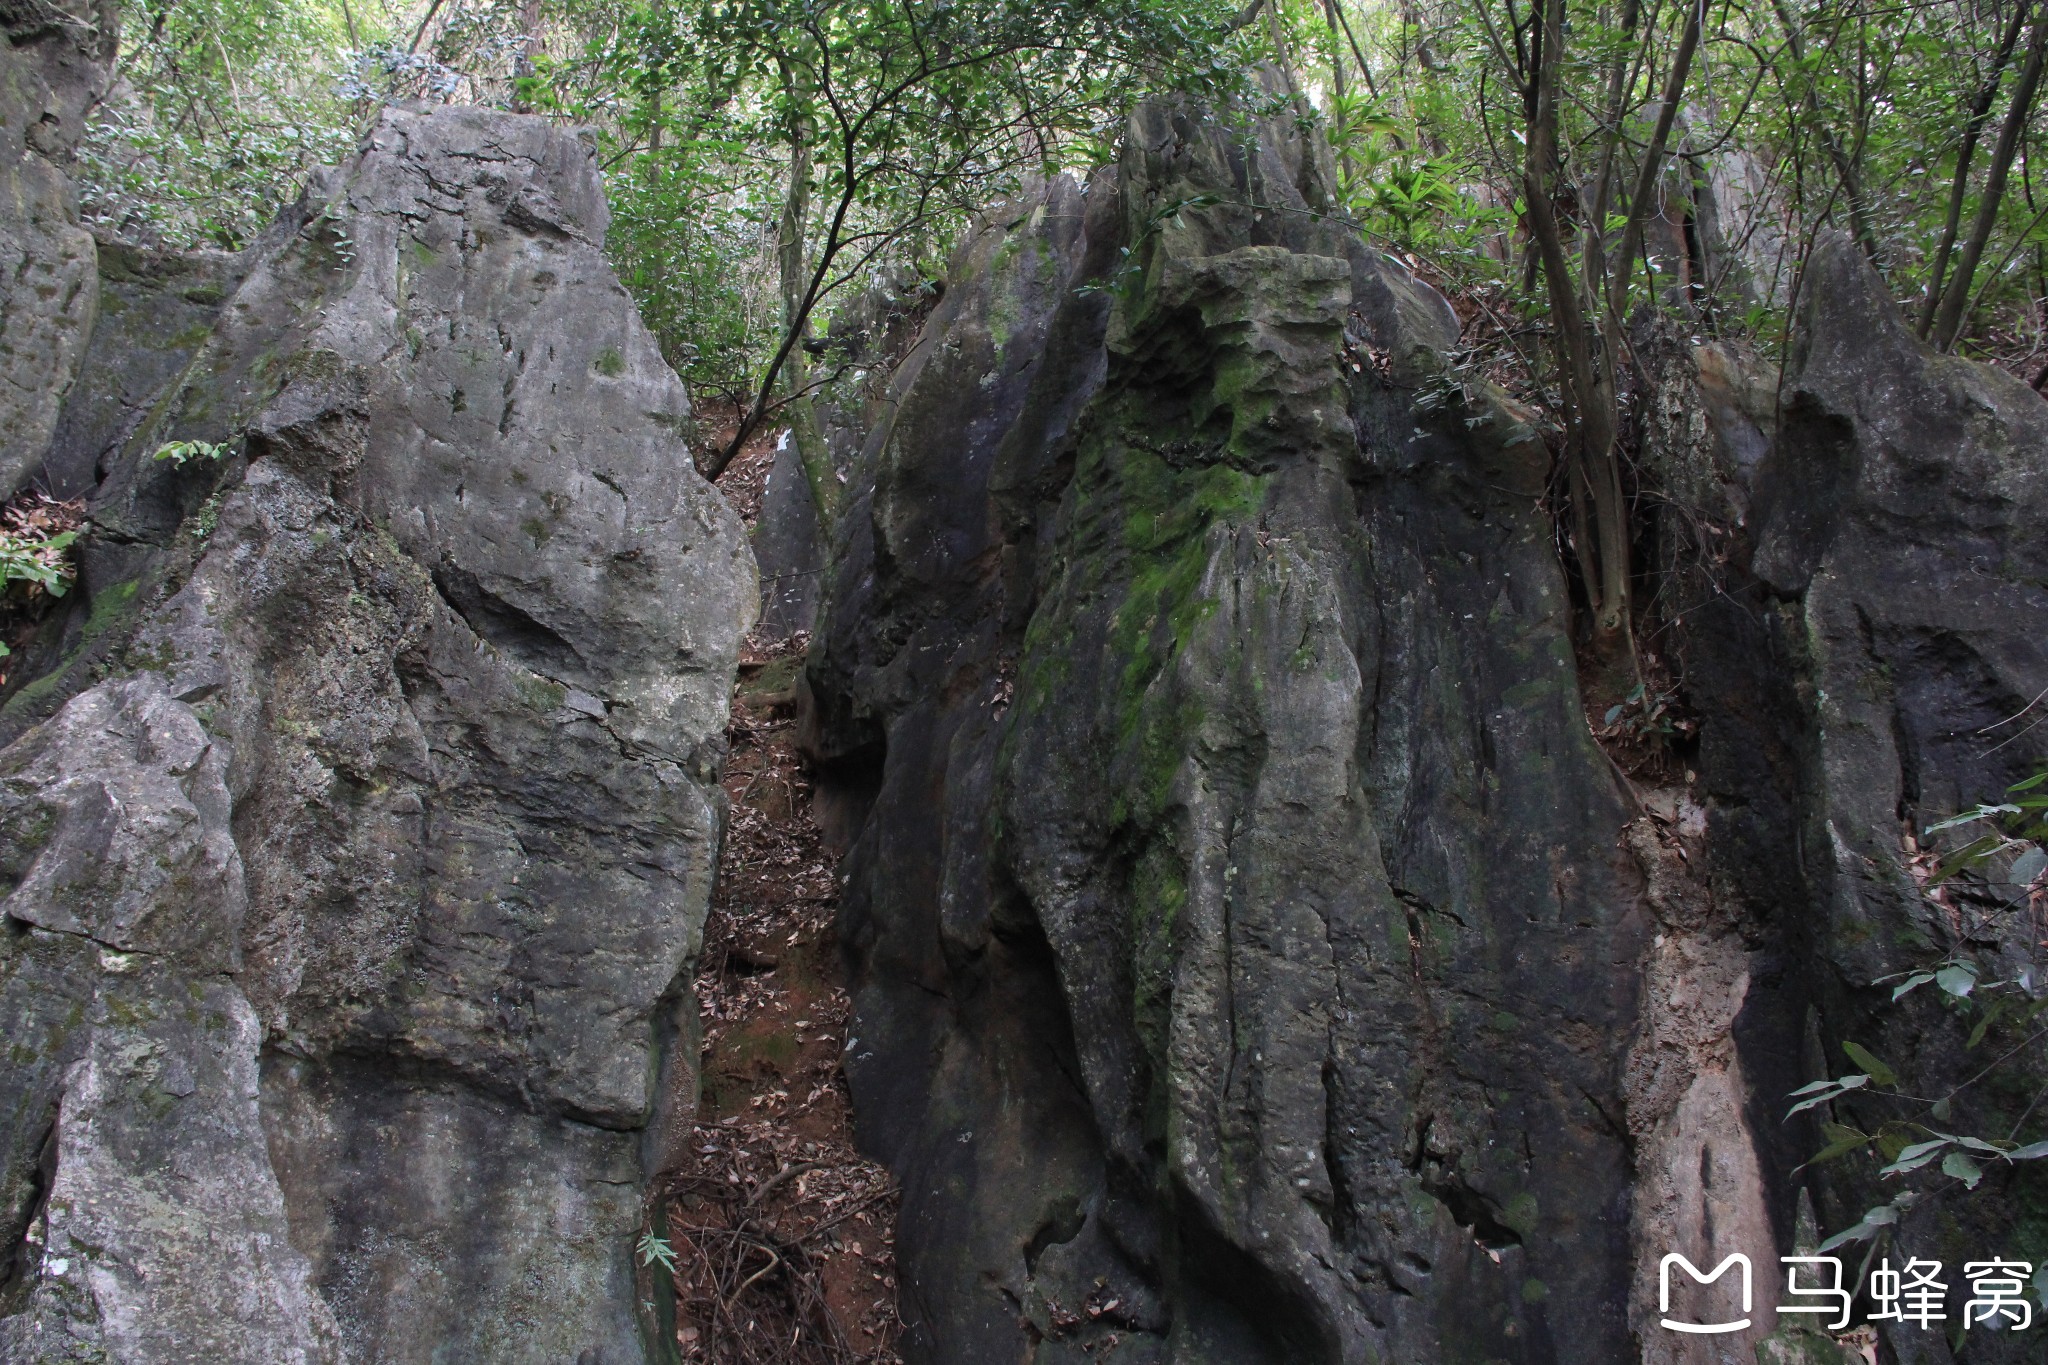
xmin=646 ymin=411 xmax=902 ymax=1364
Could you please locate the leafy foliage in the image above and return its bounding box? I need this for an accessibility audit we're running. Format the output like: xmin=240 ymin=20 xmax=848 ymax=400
xmin=0 ymin=495 xmax=87 ymax=662
xmin=78 ymin=0 xmax=384 ymax=247
xmin=1786 ymin=772 xmax=2048 ymax=1246
xmin=152 ymin=438 xmax=232 ymax=467
xmin=0 ymin=497 xmax=84 ymax=601
xmin=527 ymin=0 xmax=1259 ymax=469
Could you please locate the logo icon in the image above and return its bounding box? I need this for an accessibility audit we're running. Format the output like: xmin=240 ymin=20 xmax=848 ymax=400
xmin=1659 ymin=1253 xmax=1753 ymax=1335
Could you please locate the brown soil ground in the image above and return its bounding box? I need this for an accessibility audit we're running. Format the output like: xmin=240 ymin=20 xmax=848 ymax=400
xmin=648 ymin=413 xmax=902 ymax=1363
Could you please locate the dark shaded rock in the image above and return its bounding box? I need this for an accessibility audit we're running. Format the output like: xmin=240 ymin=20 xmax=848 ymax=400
xmin=42 ymin=242 xmax=249 ymax=498
xmin=755 ymin=433 xmax=827 ymax=637
xmin=755 ymin=275 xmax=938 ymax=641
xmin=1755 ymin=237 xmax=2048 ymax=1365
xmin=803 ymin=109 xmax=2048 ymax=1365
xmin=1629 ymin=233 xmax=2048 ymax=1365
xmin=806 ymin=104 xmax=1662 ymax=1362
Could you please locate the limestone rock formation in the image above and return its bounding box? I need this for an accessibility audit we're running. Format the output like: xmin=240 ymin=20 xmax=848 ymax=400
xmin=1668 ymin=235 xmax=2048 ymax=1365
xmin=800 ymin=107 xmax=2048 ymax=1364
xmin=1 ymin=59 xmax=2043 ymax=1364
xmin=0 ymin=0 xmax=117 ymax=497
xmin=0 ymin=104 xmax=753 ymax=1361
xmin=805 ymin=103 xmax=1655 ymax=1361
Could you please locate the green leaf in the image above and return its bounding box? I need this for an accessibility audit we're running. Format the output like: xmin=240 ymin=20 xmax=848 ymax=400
xmin=1943 ymin=1150 xmax=1985 ymax=1188
xmin=1936 ymin=964 xmax=1979 ymax=998
xmin=2006 ymin=1140 xmax=2048 ymax=1159
xmin=2010 ymin=847 xmax=2046 ymax=887
xmin=1892 ymin=972 xmax=1937 ymax=1001
xmin=1881 ymin=1139 xmax=1948 ymax=1175
xmin=1842 ymin=1041 xmax=1897 ymax=1088
xmin=1801 ymin=1125 xmax=1872 ymax=1169
xmin=1934 ymin=835 xmax=2009 ymax=883
xmin=1817 ymin=1202 xmax=1900 ymax=1253
xmin=1787 ymin=1075 xmax=1867 ymax=1118
xmin=1926 ymin=805 xmax=2019 ymax=835
xmin=1968 ymin=999 xmax=2009 ymax=1049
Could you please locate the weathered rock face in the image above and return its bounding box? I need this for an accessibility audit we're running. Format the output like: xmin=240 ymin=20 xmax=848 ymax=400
xmin=1657 ymin=236 xmax=2048 ymax=1365
xmin=0 ymin=0 xmax=117 ymax=497
xmin=806 ymin=105 xmax=1660 ymax=1362
xmin=42 ymin=240 xmax=249 ymax=501
xmin=0 ymin=105 xmax=753 ymax=1361
xmin=752 ymin=275 xmax=934 ymax=642
xmin=803 ymin=111 xmax=2048 ymax=1363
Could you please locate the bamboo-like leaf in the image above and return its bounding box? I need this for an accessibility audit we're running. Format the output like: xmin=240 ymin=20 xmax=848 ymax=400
xmin=1800 ymin=1126 xmax=1873 ymax=1170
xmin=1842 ymin=1041 xmax=1897 ymax=1088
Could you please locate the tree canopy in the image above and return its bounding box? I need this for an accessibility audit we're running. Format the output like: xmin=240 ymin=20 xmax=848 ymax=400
xmin=79 ymin=0 xmax=2048 ymax=511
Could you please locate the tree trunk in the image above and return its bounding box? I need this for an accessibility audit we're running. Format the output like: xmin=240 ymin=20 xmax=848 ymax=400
xmin=1330 ymin=0 xmax=1379 ymax=98
xmin=1322 ymin=0 xmax=1355 ymax=187
xmin=778 ymin=133 xmax=813 ymax=371
xmin=511 ymin=0 xmax=543 ymax=112
xmin=1934 ymin=0 xmax=2048 ymax=350
xmin=1522 ymin=0 xmax=1629 ymax=639
xmin=1769 ymin=0 xmax=1884 ymax=263
xmin=1918 ymin=0 xmax=2032 ymax=337
xmin=705 ymin=117 xmax=836 ymax=483
xmin=1606 ymin=0 xmax=1703 ymax=320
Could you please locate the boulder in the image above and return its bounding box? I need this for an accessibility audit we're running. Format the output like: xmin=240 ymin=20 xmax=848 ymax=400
xmin=0 ymin=104 xmax=753 ymax=1361
xmin=804 ymin=103 xmax=1664 ymax=1361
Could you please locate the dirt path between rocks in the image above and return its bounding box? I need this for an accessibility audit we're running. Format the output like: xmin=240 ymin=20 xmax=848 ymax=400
xmin=647 ymin=421 xmax=903 ymax=1363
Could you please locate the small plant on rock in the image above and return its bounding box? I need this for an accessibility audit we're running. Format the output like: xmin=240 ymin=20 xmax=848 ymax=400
xmin=0 ymin=493 xmax=86 ymax=666
xmin=152 ymin=438 xmax=230 ymax=467
xmin=1598 ymin=682 xmax=1695 ymax=746
xmin=637 ymin=1231 xmax=678 ymax=1274
xmin=1790 ymin=770 xmax=2048 ymax=1249
xmin=0 ymin=495 xmax=84 ymax=601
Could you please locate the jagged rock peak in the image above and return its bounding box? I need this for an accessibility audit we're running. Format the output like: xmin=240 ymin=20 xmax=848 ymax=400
xmin=792 ymin=102 xmax=2048 ymax=1365
xmin=0 ymin=103 xmax=753 ymax=1362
